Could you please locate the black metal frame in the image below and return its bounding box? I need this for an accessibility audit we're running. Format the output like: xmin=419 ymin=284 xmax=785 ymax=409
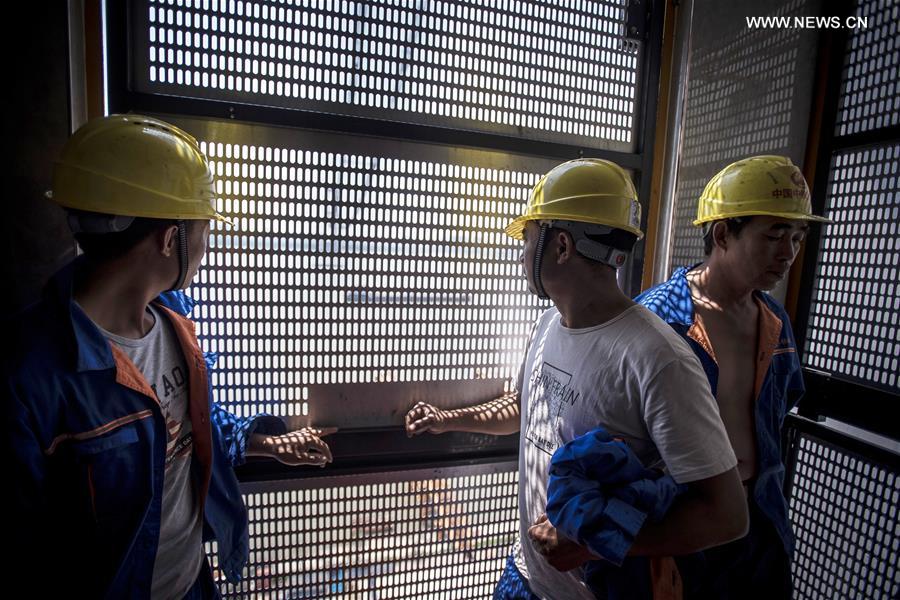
xmin=105 ymin=0 xmax=667 ymax=477
xmin=782 ymin=412 xmax=899 ymax=504
xmin=107 ymin=0 xmax=652 ymax=170
xmin=236 ymin=427 xmax=519 ymax=483
xmin=798 ymin=368 xmax=900 ymax=440
xmin=628 ymin=0 xmax=666 ymax=296
xmin=791 ymin=0 xmax=899 ymax=441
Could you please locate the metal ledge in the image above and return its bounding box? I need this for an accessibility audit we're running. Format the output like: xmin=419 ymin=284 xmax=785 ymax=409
xmin=236 ymin=427 xmax=519 ymax=484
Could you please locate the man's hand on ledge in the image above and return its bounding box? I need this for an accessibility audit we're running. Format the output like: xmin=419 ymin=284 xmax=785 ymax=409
xmin=248 ymin=427 xmax=336 ymax=467
xmin=404 ymin=401 xmax=450 ymax=437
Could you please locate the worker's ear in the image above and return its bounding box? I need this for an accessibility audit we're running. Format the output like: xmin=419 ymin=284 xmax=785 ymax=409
xmin=711 ymin=220 xmax=730 ymax=253
xmin=158 ymin=224 xmax=180 ymax=258
xmin=555 ymin=230 xmax=575 ymax=264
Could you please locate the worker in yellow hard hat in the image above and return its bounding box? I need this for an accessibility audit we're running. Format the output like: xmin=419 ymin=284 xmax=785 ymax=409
xmin=405 ymin=159 xmax=747 ymax=599
xmin=6 ymin=114 xmax=334 ymax=598
xmin=692 ymin=154 xmax=829 ymax=289
xmin=503 ymin=157 xmax=644 ymax=299
xmin=637 ymin=155 xmax=830 ymax=598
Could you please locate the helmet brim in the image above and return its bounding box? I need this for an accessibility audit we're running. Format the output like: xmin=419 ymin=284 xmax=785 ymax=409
xmin=504 ymin=217 xmax=527 ymax=240
xmin=693 ymin=210 xmax=831 ymax=226
xmin=504 ymin=214 xmax=644 ymax=240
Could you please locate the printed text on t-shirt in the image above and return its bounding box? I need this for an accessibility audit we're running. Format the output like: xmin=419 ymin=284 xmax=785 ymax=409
xmin=525 ymin=362 xmax=581 ymax=455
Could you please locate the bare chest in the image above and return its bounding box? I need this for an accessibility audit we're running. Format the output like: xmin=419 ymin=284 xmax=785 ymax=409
xmin=694 ymin=307 xmax=760 ymax=478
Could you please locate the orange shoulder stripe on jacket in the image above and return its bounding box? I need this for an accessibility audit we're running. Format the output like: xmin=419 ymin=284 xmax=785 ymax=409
xmin=44 ymin=410 xmax=154 ymax=456
xmin=155 ymin=303 xmax=214 ymax=511
xmin=110 ymin=343 xmax=158 ymax=400
xmin=687 ymin=313 xmax=718 ymax=364
xmin=753 ymin=298 xmax=783 ymax=399
xmin=772 ymin=347 xmax=796 ymax=356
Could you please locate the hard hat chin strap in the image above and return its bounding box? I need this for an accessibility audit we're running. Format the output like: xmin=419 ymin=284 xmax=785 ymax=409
xmin=530 ymin=219 xmax=631 ymax=299
xmin=532 ymin=223 xmax=550 ymax=300
xmin=573 ymin=239 xmax=629 ymax=269
xmin=67 ymin=211 xmax=134 ymax=234
xmin=168 ymin=220 xmax=189 ymax=291
xmin=549 ymin=220 xmax=630 ymax=269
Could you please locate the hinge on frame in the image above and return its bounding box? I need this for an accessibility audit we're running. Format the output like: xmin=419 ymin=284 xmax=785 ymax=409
xmin=621 ymin=0 xmax=650 ymax=53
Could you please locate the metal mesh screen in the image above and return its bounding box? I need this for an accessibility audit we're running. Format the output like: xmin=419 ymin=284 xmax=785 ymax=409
xmin=802 ymin=143 xmax=899 ymax=393
xmin=170 ymin=117 xmax=555 ymax=425
xmin=835 ymin=0 xmax=900 ymax=136
xmin=204 ymin=462 xmax=519 ymax=598
xmin=137 ymin=0 xmax=639 ymax=150
xmin=668 ymin=175 xmax=705 ymax=270
xmin=788 ymin=431 xmax=900 ymax=600
xmin=665 ymin=0 xmax=820 ymax=274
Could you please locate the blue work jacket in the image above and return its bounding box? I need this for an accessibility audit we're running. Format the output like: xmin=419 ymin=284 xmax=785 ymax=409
xmin=5 ymin=258 xmax=286 ymax=599
xmin=547 ymin=427 xmax=687 ymax=600
xmin=547 ymin=427 xmax=685 ymax=567
xmin=636 ymin=266 xmax=805 ymax=556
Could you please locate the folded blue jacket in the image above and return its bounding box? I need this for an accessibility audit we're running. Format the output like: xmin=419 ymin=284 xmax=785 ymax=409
xmin=547 ymin=427 xmax=687 ymax=599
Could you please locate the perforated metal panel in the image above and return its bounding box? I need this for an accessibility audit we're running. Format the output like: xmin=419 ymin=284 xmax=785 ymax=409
xmin=135 ymin=0 xmax=639 ymax=150
xmin=835 ymin=0 xmax=900 ymax=136
xmin=668 ymin=175 xmax=705 ymax=269
xmin=788 ymin=432 xmax=900 ymax=600
xmin=803 ymin=143 xmax=899 ymax=393
xmin=665 ymin=0 xmax=820 ymax=274
xmin=204 ymin=462 xmax=519 ymax=598
xmin=167 ymin=117 xmax=555 ymax=425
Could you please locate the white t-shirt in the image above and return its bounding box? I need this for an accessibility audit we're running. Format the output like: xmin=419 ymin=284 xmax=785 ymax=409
xmin=514 ymin=304 xmax=737 ymax=600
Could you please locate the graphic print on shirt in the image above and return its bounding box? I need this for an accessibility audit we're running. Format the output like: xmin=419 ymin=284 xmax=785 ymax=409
xmin=152 ymin=365 xmax=193 ymax=468
xmin=525 ymin=362 xmax=581 ymax=455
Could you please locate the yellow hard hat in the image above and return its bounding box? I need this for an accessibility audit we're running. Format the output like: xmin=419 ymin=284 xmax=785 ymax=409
xmin=50 ymin=114 xmax=230 ymax=223
xmin=694 ymin=155 xmax=830 ymax=226
xmin=505 ymin=158 xmax=643 ymax=240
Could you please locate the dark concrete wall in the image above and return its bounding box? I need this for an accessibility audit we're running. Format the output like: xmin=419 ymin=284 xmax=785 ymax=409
xmin=6 ymin=2 xmax=77 ymax=314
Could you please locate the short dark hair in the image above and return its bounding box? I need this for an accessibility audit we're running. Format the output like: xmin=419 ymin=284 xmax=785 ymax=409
xmin=703 ymin=217 xmax=751 ymax=255
xmin=75 ymin=217 xmax=178 ymax=262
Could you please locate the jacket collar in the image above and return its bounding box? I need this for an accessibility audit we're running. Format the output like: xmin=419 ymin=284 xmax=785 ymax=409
xmin=45 ymin=257 xmax=197 ymax=373
xmin=659 ymin=263 xmax=785 ymax=326
xmin=658 ymin=265 xmax=696 ymax=326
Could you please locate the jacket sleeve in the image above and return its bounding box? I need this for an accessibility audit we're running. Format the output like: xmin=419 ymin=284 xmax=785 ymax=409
xmin=204 ymin=351 xmax=287 ymax=467
xmin=210 ymin=402 xmax=287 ymax=467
